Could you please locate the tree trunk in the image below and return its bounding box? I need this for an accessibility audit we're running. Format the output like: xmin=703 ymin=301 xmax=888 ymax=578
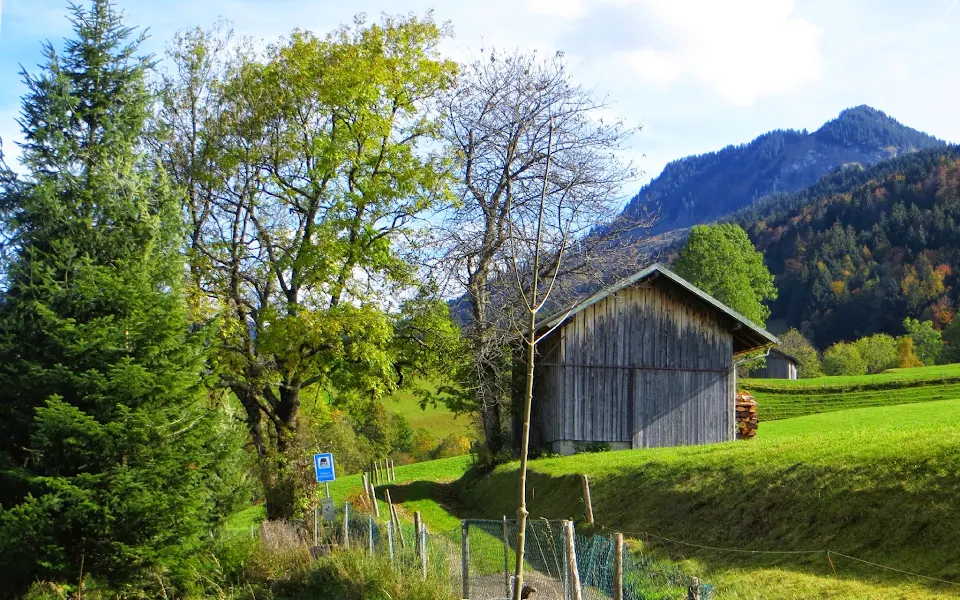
xmin=469 ymin=272 xmax=506 ymax=458
xmin=263 ymin=382 xmax=302 ymax=520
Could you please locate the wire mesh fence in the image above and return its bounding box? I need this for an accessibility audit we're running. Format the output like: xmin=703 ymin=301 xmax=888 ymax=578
xmin=252 ymin=505 xmax=710 ymax=600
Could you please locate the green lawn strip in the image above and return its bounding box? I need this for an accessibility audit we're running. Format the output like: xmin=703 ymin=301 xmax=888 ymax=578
xmin=741 ymin=364 xmax=960 ymax=421
xmin=223 ymin=504 xmax=266 ymax=537
xmin=744 ymin=363 xmax=960 ymax=391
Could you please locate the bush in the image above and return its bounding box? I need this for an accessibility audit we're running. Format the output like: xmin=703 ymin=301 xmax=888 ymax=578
xmin=574 ymin=441 xmax=612 ymax=454
xmin=304 ymin=550 xmax=454 ymax=600
xmin=897 ymin=336 xmax=923 ymax=368
xmin=903 ymin=317 xmax=942 ymax=366
xmin=433 ymin=435 xmax=471 ymax=459
xmin=853 ymin=333 xmax=899 ymax=374
xmin=822 ymin=342 xmax=867 ymax=376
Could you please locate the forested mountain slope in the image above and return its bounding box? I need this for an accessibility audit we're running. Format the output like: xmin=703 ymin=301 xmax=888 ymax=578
xmin=732 ymin=146 xmax=960 ymax=348
xmin=623 ymin=106 xmax=944 ymax=234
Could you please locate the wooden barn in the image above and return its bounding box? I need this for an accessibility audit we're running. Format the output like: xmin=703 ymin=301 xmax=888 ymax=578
xmin=518 ymin=264 xmax=778 ymax=455
xmin=747 ymin=348 xmax=799 ymax=379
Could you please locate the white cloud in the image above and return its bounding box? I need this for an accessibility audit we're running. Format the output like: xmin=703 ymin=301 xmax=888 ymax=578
xmin=527 ymin=0 xmax=587 ymax=19
xmin=568 ymin=0 xmax=825 ymax=106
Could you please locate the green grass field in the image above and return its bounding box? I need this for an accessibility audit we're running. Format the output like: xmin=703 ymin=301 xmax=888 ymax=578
xmin=742 ymin=363 xmax=960 ymax=420
xmin=227 ymin=366 xmax=960 ymax=599
xmin=372 ymin=400 xmax=960 ymax=600
xmin=386 ymin=381 xmax=471 ymax=439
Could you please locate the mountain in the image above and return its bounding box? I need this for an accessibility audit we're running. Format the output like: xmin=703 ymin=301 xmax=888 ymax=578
xmin=730 ymin=145 xmax=960 ymax=348
xmin=623 ymin=106 xmax=945 ymax=234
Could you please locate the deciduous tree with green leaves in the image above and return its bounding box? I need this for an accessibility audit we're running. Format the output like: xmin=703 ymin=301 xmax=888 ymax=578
xmin=822 ymin=342 xmax=868 ymax=376
xmin=0 ymin=1 xmax=244 ymax=594
xmin=155 ymin=14 xmax=458 ymax=519
xmin=673 ymin=224 xmax=778 ymax=327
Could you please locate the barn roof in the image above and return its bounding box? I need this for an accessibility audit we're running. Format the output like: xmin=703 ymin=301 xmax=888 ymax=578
xmin=538 ymin=263 xmax=778 ymax=354
xmin=768 ymin=347 xmax=800 ymax=364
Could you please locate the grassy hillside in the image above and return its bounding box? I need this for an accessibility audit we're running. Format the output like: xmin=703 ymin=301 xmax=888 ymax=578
xmin=742 ymin=363 xmax=960 ymax=420
xmin=369 ymin=400 xmax=960 ymax=599
xmin=387 ymin=381 xmax=471 ymax=439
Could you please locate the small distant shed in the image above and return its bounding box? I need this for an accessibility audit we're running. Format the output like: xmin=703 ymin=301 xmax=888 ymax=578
xmin=747 ymin=348 xmax=799 ymax=379
xmin=516 ymin=264 xmax=777 ymax=455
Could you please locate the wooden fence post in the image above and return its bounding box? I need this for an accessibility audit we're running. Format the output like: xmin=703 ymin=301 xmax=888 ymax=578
xmin=371 ymin=460 xmax=378 ymax=485
xmin=387 ymin=517 xmax=395 ymax=565
xmin=461 ymin=521 xmax=470 ymax=600
xmin=314 ymin=507 xmax=319 ymax=547
xmin=362 ymin=473 xmax=369 ymax=503
xmin=613 ymin=533 xmax=624 ymax=600
xmin=563 ymin=520 xmax=582 ymax=600
xmin=414 ymin=511 xmax=423 ymax=560
xmin=369 ymin=479 xmax=381 ymax=518
xmin=420 ymin=525 xmax=428 ymax=580
xmin=502 ymin=516 xmax=510 ymax=598
xmin=687 ymin=577 xmax=701 ymax=600
xmin=581 ymin=475 xmax=594 ymax=526
xmin=343 ymin=502 xmax=350 ymax=550
xmin=386 ymin=489 xmax=405 ymax=549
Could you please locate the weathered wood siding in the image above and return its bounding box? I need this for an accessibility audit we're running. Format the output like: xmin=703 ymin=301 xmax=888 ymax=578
xmin=749 ymin=356 xmax=798 ymax=379
xmin=531 ymin=277 xmax=735 ymax=450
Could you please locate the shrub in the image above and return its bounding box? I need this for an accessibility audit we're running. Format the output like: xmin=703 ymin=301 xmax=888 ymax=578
xmin=853 ymin=333 xmax=899 ymax=374
xmin=903 ymin=317 xmax=942 ymax=366
xmin=822 ymin=342 xmax=867 ymax=376
xmin=433 ymin=435 xmax=472 ymax=459
xmin=304 ymin=550 xmax=454 ymax=600
xmin=897 ymin=336 xmax=923 ymax=368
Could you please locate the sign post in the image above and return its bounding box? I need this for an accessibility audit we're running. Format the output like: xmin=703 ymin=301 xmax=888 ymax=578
xmin=314 ymin=452 xmax=336 ymax=499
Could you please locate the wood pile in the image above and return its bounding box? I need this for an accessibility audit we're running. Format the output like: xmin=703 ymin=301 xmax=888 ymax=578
xmin=735 ymin=391 xmax=758 ymax=439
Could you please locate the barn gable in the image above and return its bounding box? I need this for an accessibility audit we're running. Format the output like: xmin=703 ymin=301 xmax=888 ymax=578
xmin=521 ymin=264 xmax=777 ymax=455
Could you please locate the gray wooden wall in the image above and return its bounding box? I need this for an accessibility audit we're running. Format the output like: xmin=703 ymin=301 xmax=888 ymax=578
xmin=749 ymin=356 xmax=798 ymax=379
xmin=530 ymin=278 xmax=736 ymax=451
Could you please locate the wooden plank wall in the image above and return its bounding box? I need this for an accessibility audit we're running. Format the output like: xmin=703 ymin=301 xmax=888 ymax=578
xmin=748 ymin=356 xmax=796 ymax=379
xmin=533 ymin=278 xmax=735 ymax=448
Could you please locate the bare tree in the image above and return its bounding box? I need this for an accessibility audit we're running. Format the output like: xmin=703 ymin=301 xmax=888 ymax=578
xmin=436 ymin=49 xmax=648 ymax=460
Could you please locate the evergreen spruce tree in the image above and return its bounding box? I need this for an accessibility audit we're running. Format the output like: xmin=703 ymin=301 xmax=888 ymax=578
xmin=0 ymin=1 xmax=239 ymax=593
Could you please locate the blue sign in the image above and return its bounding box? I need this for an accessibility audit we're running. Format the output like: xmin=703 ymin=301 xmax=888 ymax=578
xmin=314 ymin=453 xmax=336 ymax=483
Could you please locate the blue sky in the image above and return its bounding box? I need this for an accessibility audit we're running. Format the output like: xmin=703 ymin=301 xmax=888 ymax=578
xmin=2 ymin=0 xmax=959 ymax=197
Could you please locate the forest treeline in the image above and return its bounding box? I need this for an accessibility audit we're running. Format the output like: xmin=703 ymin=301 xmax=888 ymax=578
xmin=733 ymin=146 xmax=960 ymax=349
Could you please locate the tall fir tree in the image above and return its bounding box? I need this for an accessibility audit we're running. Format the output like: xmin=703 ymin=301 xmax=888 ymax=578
xmin=0 ymin=1 xmax=241 ymax=594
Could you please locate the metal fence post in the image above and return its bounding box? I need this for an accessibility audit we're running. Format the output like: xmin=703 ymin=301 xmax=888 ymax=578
xmin=414 ymin=511 xmax=423 ymax=561
xmin=461 ymin=521 xmax=470 ymax=600
xmin=420 ymin=525 xmax=428 ymax=580
xmin=564 ymin=520 xmax=582 ymax=600
xmin=388 ymin=518 xmax=395 ymax=565
xmin=502 ymin=516 xmax=510 ymax=598
xmin=614 ymin=533 xmax=624 ymax=600
xmin=343 ymin=502 xmax=350 ymax=550
xmin=369 ymin=515 xmax=375 ymax=553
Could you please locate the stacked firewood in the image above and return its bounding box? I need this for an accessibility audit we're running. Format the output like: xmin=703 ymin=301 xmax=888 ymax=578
xmin=735 ymin=391 xmax=758 ymax=439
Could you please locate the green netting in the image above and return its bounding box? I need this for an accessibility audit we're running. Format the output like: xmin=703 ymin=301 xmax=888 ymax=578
xmin=261 ymin=507 xmax=710 ymax=600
